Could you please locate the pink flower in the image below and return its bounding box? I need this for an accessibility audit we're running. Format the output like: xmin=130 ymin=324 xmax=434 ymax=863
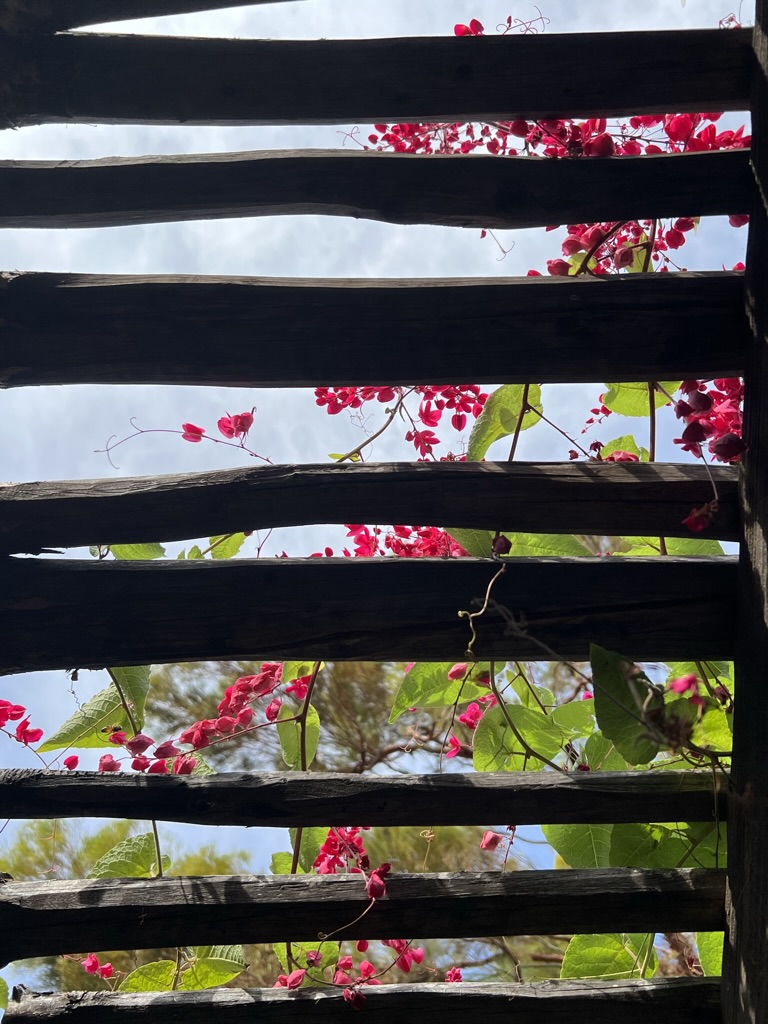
xmin=445 ymin=967 xmax=463 ymax=983
xmin=682 ymin=503 xmax=716 ymax=533
xmin=98 ymin=963 xmax=114 ymax=980
xmin=181 ymin=422 xmax=205 ymax=443
xmin=63 ymin=755 xmax=79 ymax=770
xmin=581 ymin=690 xmax=594 ymax=700
xmin=286 ymin=969 xmax=306 ymax=989
xmin=147 ymin=759 xmax=169 ymax=774
xmin=583 ymin=132 xmax=615 ymax=157
xmin=14 ymin=718 xmax=43 ymax=745
xmin=153 ymin=740 xmax=180 ymax=759
xmin=337 ymin=956 xmax=353 ymax=971
xmin=480 ymin=830 xmax=504 ymax=851
xmin=447 ymin=663 xmax=468 ymax=680
xmin=366 ymin=863 xmax=391 ymax=900
xmin=665 ymin=113 xmax=695 ymax=142
xmin=343 ymin=987 xmax=366 ymax=1009
xmin=131 ymin=755 xmax=151 ymax=771
xmin=305 ymin=950 xmax=323 ymax=968
xmin=124 ymin=733 xmax=154 ymax=756
xmin=708 ymin=432 xmax=746 ymax=462
xmin=173 ymin=755 xmax=197 ymax=774
xmin=82 ymin=954 xmax=100 ymax=974
xmin=602 ymin=450 xmax=639 ymax=463
xmin=728 ymin=213 xmax=750 ymax=228
xmin=668 ymin=673 xmax=705 ymax=709
xmin=445 ymin=734 xmax=463 ymax=758
xmin=457 ymin=702 xmax=483 ymax=730
xmin=546 ymin=258 xmax=571 ymax=277
xmin=98 ymin=754 xmax=121 ymax=772
xmin=265 ymin=698 xmax=282 ymax=722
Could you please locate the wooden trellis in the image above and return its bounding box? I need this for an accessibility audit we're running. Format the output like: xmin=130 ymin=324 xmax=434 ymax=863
xmin=0 ymin=1 xmax=766 ymax=1021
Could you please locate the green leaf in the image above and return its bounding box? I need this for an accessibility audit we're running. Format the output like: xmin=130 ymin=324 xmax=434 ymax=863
xmin=561 ymin=933 xmax=656 ymax=980
xmin=273 ymin=941 xmax=331 ymax=974
xmin=38 ymin=665 xmax=151 ymax=752
xmin=277 ymin=704 xmax=320 ymax=770
xmin=473 ymin=704 xmax=563 ymax=772
xmin=697 ymin=932 xmax=724 ymax=976
xmin=178 ymin=954 xmax=246 ymax=991
xmin=0 ymin=975 xmax=7 ymax=1014
xmin=444 ymin=528 xmax=494 ymax=558
xmin=508 ymin=673 xmax=554 ymax=710
xmin=467 ymin=384 xmax=542 ymax=461
xmin=550 ymin=699 xmax=596 ymax=740
xmin=601 ymin=381 xmax=680 ymax=417
xmin=618 ymin=536 xmax=724 ymax=557
xmin=289 ymin=826 xmax=329 ymax=874
xmin=504 ymin=532 xmax=591 ymax=557
xmin=111 ymin=543 xmax=165 ymax=560
xmin=622 ymin=232 xmax=650 ymax=275
xmin=190 ymin=945 xmax=246 ymax=966
xmin=389 ymin=663 xmax=489 ymax=723
xmin=591 ymin=645 xmax=662 ymax=765
xmin=692 ymin=706 xmax=732 ymax=753
xmin=271 ymin=851 xmax=303 ymax=875
xmin=87 ymin=832 xmax=170 ymax=879
xmin=282 ymin=660 xmax=321 ymax=683
xmin=584 ymin=731 xmax=630 ymax=770
xmin=609 ymin=823 xmax=669 ymax=867
xmin=543 ymin=823 xmax=613 ymax=868
xmin=209 ymin=533 xmax=247 ymax=559
xmin=120 ymin=961 xmax=176 ymax=992
xmin=186 ymin=545 xmax=204 ymax=560
xmin=599 ymin=434 xmax=650 ymax=462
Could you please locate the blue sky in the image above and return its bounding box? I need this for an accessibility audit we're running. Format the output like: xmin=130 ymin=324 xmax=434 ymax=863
xmin=0 ymin=2 xmax=751 ymax=980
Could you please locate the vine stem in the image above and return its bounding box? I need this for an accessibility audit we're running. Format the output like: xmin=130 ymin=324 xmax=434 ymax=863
xmin=108 ymin=669 xmax=164 ymax=877
xmin=648 ymin=381 xmax=668 ymax=555
xmin=336 ymin=390 xmax=414 ymax=464
xmin=507 ymin=382 xmax=531 ymax=461
xmin=488 ymin=662 xmax=564 ymax=773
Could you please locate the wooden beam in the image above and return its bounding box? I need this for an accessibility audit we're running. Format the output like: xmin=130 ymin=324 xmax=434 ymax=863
xmin=0 ymin=271 xmax=747 ymax=389
xmin=722 ymin=9 xmax=768 ymax=1024
xmin=0 ymin=462 xmax=740 ymax=556
xmin=0 ymin=149 xmax=752 ymax=231
xmin=0 ymin=29 xmax=751 ymax=125
xmin=5 ymin=979 xmax=723 ymax=1024
xmin=0 ymin=869 xmax=725 ymax=967
xmin=0 ymin=769 xmax=727 ymax=828
xmin=0 ymin=555 xmax=738 ymax=673
xmin=0 ymin=0 xmax=305 ymax=35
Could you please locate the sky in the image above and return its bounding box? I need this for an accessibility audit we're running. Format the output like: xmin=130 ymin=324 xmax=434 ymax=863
xmin=0 ymin=0 xmax=752 ymax=983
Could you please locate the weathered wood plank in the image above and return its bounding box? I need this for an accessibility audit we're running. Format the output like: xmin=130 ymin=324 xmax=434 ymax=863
xmin=0 ymin=0 xmax=304 ymax=35
xmin=5 ymin=979 xmax=723 ymax=1024
xmin=0 ymin=869 xmax=726 ymax=967
xmin=0 ymin=149 xmax=752 ymax=230
xmin=0 ymin=462 xmax=740 ymax=555
xmin=0 ymin=29 xmax=751 ymax=126
xmin=0 ymin=271 xmax=747 ymax=389
xmin=0 ymin=769 xmax=727 ymax=827
xmin=0 ymin=556 xmax=738 ymax=673
xmin=722 ymin=11 xmax=768 ymax=1024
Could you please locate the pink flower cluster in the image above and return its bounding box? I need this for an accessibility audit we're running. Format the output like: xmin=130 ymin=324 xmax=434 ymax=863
xmin=81 ymin=953 xmax=113 ymax=980
xmin=97 ymin=731 xmax=196 ymax=776
xmin=181 ymin=409 xmax=254 ymax=444
xmin=674 ymin=378 xmax=745 ymax=463
xmin=1 ymin=699 xmax=43 ymax=746
xmin=178 ymin=663 xmax=284 ymax=750
xmin=313 ymin=826 xmax=370 ymax=875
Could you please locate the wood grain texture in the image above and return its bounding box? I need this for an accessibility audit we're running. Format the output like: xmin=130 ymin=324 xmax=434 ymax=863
xmin=0 ymin=462 xmax=740 ymax=555
xmin=0 ymin=149 xmax=753 ymax=230
xmin=0 ymin=869 xmax=725 ymax=967
xmin=0 ymin=29 xmax=751 ymax=125
xmin=722 ymin=12 xmax=768 ymax=1024
xmin=0 ymin=769 xmax=727 ymax=827
xmin=0 ymin=271 xmax=747 ymax=389
xmin=0 ymin=555 xmax=738 ymax=673
xmin=0 ymin=0 xmax=303 ymax=34
xmin=5 ymin=979 xmax=723 ymax=1024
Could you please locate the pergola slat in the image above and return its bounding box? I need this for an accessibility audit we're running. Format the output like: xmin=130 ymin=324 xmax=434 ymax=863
xmin=0 ymin=29 xmax=751 ymax=125
xmin=0 ymin=149 xmax=752 ymax=230
xmin=723 ymin=8 xmax=768 ymax=1024
xmin=0 ymin=271 xmax=747 ymax=389
xmin=0 ymin=869 xmax=726 ymax=967
xmin=5 ymin=979 xmax=723 ymax=1024
xmin=0 ymin=769 xmax=727 ymax=827
xmin=0 ymin=462 xmax=740 ymax=555
xmin=0 ymin=556 xmax=738 ymax=673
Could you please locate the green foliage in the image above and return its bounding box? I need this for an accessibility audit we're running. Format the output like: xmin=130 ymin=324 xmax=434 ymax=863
xmin=277 ymin=704 xmax=320 ymax=770
xmin=542 ymin=823 xmax=612 ymax=868
xmin=601 ymin=381 xmax=680 ymax=417
xmin=178 ymin=946 xmax=246 ymax=990
xmin=120 ymin=961 xmax=176 ymax=992
xmin=111 ymin=543 xmax=165 ymax=560
xmin=389 ymin=663 xmax=490 ymax=723
xmin=599 ymin=434 xmax=649 ymax=461
xmin=282 ymin=660 xmax=320 ymax=682
xmin=590 ymin=645 xmax=661 ymax=765
xmin=561 ymin=933 xmax=656 ymax=980
xmin=504 ymin=533 xmax=591 ymax=557
xmin=619 ymin=535 xmax=724 ymax=557
xmin=467 ymin=384 xmax=543 ymax=460
xmin=88 ymin=833 xmax=169 ymax=879
xmin=209 ymin=533 xmax=248 ymax=559
xmin=444 ymin=528 xmax=494 ymax=557
xmin=0 ymin=975 xmax=7 ymax=1016
xmin=289 ymin=827 xmax=329 ymax=873
xmin=473 ymin=704 xmax=564 ymax=771
xmin=584 ymin=730 xmax=630 ymax=770
xmin=697 ymin=932 xmax=724 ymax=976
xmin=39 ymin=666 xmax=151 ymax=752
xmin=271 ymin=851 xmax=303 ymax=875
